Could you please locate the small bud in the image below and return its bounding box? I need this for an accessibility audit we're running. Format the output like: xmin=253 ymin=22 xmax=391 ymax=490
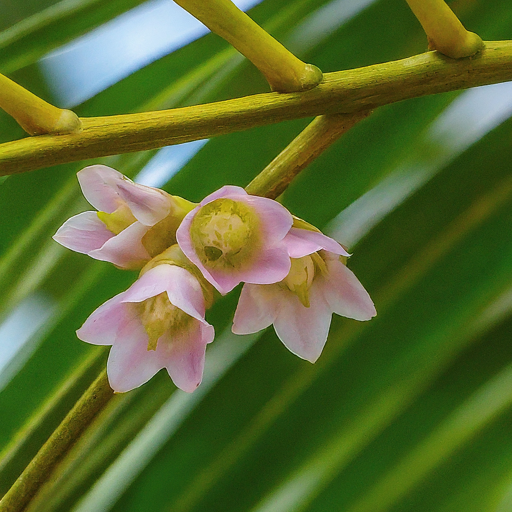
xmin=97 ymin=204 xmax=137 ymax=235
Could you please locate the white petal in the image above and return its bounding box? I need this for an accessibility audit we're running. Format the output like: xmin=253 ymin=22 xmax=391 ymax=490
xmin=116 ymin=180 xmax=171 ymax=226
xmin=53 ymin=211 xmax=113 ymax=254
xmin=233 ymin=284 xmax=279 ymax=335
xmin=273 ymin=287 xmax=332 ymax=363
xmin=321 ymin=259 xmax=377 ymax=321
xmin=77 ymin=165 xmax=124 ymax=212
xmin=107 ymin=318 xmax=166 ymax=392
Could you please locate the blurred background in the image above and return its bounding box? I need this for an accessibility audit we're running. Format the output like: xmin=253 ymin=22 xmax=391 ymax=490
xmin=1 ymin=1 xmax=512 ymax=511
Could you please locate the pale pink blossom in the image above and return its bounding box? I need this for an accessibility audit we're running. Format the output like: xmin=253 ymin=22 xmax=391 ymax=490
xmin=77 ymin=264 xmax=214 ymax=392
xmin=54 ymin=165 xmax=191 ymax=269
xmin=233 ymin=229 xmax=376 ymax=363
xmin=176 ymin=186 xmax=293 ymax=295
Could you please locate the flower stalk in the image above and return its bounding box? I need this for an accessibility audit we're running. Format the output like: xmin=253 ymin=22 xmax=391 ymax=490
xmin=0 ymin=73 xmax=81 ymax=135
xmin=405 ymin=0 xmax=484 ymax=59
xmin=246 ymin=112 xmax=370 ymax=199
xmin=173 ymin=0 xmax=322 ymax=92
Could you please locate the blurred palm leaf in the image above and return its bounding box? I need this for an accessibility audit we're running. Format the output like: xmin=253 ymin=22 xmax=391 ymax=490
xmin=1 ymin=0 xmax=512 ymax=511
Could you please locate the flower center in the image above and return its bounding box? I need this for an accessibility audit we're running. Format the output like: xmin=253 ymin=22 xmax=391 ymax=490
xmin=189 ymin=198 xmax=260 ymax=271
xmin=138 ymin=292 xmax=192 ymax=351
xmin=282 ymin=256 xmax=315 ymax=307
xmin=97 ymin=203 xmax=137 ymax=235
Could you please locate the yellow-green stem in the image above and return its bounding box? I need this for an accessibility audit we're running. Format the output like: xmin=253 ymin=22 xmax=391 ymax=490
xmin=405 ymin=0 xmax=483 ymax=58
xmin=173 ymin=0 xmax=322 ymax=92
xmin=246 ymin=112 xmax=370 ymax=199
xmin=1 ymin=40 xmax=511 ymax=176
xmin=0 ymin=73 xmax=82 ymax=135
xmin=0 ymin=370 xmax=114 ymax=512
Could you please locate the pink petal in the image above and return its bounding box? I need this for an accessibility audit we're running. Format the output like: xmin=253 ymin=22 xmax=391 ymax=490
xmin=177 ymin=188 xmax=292 ymax=294
xmin=241 ymin=195 xmax=293 ymax=243
xmin=89 ymin=221 xmax=150 ymax=268
xmin=159 ymin=321 xmax=214 ymax=392
xmin=199 ymin=185 xmax=247 ymax=204
xmin=273 ymin=286 xmax=333 ymax=363
xmin=116 ymin=180 xmax=171 ymax=226
xmin=176 ymin=210 xmax=227 ymax=293
xmin=121 ymin=265 xmax=174 ymax=303
xmin=238 ymin=246 xmax=291 ymax=286
xmin=77 ymin=292 xmax=132 ymax=346
xmin=164 ymin=267 xmax=207 ymax=321
xmin=204 ymin=270 xmax=240 ymax=295
xmin=284 ymin=228 xmax=350 ymax=258
xmin=200 ymin=245 xmax=291 ymax=295
xmin=53 ymin=211 xmax=113 ymax=254
xmin=176 ymin=207 xmax=201 ymax=259
xmin=232 ymin=284 xmax=280 ymax=335
xmin=107 ymin=318 xmax=167 ymax=392
xmin=320 ymin=258 xmax=376 ymax=321
xmin=122 ymin=265 xmax=206 ymax=322
xmin=77 ymin=165 xmax=125 ymax=212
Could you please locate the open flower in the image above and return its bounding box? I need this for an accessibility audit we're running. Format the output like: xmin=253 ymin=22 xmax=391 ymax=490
xmin=176 ymin=185 xmax=293 ymax=294
xmin=233 ymin=228 xmax=376 ymax=362
xmin=77 ymin=262 xmax=214 ymax=392
xmin=53 ymin=165 xmax=195 ymax=269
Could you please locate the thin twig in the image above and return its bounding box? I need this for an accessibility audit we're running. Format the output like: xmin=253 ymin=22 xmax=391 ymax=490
xmin=246 ymin=112 xmax=370 ymax=199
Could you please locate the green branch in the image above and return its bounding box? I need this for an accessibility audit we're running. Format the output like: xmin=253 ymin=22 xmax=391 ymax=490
xmin=0 ymin=370 xmax=114 ymax=512
xmin=1 ymin=41 xmax=512 ymax=176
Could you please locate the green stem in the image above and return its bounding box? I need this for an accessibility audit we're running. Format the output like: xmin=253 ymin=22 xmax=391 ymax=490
xmin=173 ymin=0 xmax=322 ymax=92
xmin=0 ymin=73 xmax=81 ymax=135
xmin=405 ymin=0 xmax=483 ymax=58
xmin=246 ymin=112 xmax=370 ymax=199
xmin=0 ymin=370 xmax=114 ymax=512
xmin=1 ymin=40 xmax=512 ymax=176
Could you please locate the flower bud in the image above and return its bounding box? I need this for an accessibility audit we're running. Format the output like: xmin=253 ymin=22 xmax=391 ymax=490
xmin=97 ymin=204 xmax=137 ymax=235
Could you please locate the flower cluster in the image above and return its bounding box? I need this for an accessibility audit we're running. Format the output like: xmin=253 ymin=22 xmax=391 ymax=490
xmin=55 ymin=165 xmax=376 ymax=393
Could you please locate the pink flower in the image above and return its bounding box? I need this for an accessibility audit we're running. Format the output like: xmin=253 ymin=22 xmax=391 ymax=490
xmin=53 ymin=165 xmax=194 ymax=269
xmin=77 ymin=263 xmax=214 ymax=392
xmin=232 ymin=229 xmax=376 ymax=363
xmin=176 ymin=186 xmax=293 ymax=295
